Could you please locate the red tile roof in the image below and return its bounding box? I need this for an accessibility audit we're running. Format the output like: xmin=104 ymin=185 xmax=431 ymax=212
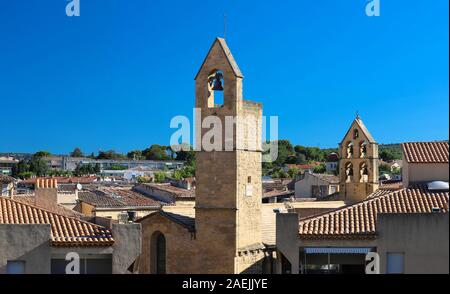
xmin=0 ymin=175 xmax=14 ymax=184
xmin=0 ymin=196 xmax=114 ymax=247
xmin=298 ymin=185 xmax=449 ymax=239
xmin=402 ymin=142 xmax=449 ymax=163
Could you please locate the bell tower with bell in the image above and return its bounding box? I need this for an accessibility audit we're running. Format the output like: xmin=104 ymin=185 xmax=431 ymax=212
xmin=194 ymin=38 xmax=265 ymax=274
xmin=338 ymin=115 xmax=379 ymax=202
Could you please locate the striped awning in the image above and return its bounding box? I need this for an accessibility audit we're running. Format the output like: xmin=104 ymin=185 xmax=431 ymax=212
xmin=304 ymin=247 xmax=372 ymax=254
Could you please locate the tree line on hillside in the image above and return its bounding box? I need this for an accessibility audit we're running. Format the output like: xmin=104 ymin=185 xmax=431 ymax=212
xmin=10 ymin=142 xmax=402 ymax=180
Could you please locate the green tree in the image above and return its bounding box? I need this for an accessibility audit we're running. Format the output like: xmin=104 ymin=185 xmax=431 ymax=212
xmin=143 ymin=145 xmax=171 ymax=161
xmin=380 ymin=150 xmax=396 ymax=162
xmin=313 ymin=163 xmax=326 ymax=174
xmin=379 ymin=163 xmax=391 ymax=174
xmin=18 ymin=171 xmax=35 ymax=179
xmin=127 ymin=150 xmax=143 ymax=160
xmin=154 ymin=172 xmax=167 ymax=183
xmin=33 ymin=151 xmax=51 ymax=158
xmin=29 ymin=157 xmax=49 ymax=176
xmin=288 ymin=167 xmax=301 ymax=178
xmin=97 ymin=150 xmax=126 ymax=160
xmin=70 ymin=147 xmax=83 ymax=158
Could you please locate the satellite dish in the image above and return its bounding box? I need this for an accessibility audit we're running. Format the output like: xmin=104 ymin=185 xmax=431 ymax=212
xmin=76 ymin=183 xmax=83 ymax=191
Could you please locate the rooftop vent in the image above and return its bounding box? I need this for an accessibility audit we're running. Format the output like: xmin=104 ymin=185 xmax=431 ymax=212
xmin=432 ymin=207 xmax=441 ymax=213
xmin=273 ymin=208 xmax=287 ymax=214
xmin=427 ymin=181 xmax=449 ymax=191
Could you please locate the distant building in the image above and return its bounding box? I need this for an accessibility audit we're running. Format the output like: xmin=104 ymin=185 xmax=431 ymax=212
xmin=325 ymin=152 xmax=339 ymax=174
xmin=294 ymin=173 xmax=339 ymax=199
xmin=276 ymin=140 xmax=449 ymax=274
xmin=402 ymin=141 xmax=449 ymax=187
xmin=134 ymin=183 xmax=195 ymax=205
xmin=76 ymin=186 xmax=161 ymax=221
xmin=262 ymin=190 xmax=295 ymax=203
xmin=0 ymin=157 xmax=18 ymax=176
xmin=43 ymin=156 xmax=184 ymax=172
xmin=0 ymin=179 xmax=140 ymax=274
xmin=0 ymin=175 xmax=15 ymax=197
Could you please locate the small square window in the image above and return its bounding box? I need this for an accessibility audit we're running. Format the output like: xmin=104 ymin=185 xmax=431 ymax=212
xmin=247 ymin=176 xmax=252 ymax=184
xmin=7 ymin=261 xmax=25 ymax=274
xmin=387 ymin=253 xmax=404 ymax=274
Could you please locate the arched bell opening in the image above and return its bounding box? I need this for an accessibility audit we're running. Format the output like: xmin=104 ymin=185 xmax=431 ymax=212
xmin=360 ymin=162 xmax=369 ymax=183
xmin=360 ymin=140 xmax=368 ymax=158
xmin=345 ymin=162 xmax=354 ymax=183
xmin=207 ymin=70 xmax=225 ymax=108
xmin=346 ymin=141 xmax=354 ymax=159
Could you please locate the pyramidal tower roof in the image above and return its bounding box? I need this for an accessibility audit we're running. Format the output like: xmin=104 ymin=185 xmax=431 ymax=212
xmin=194 ymin=38 xmax=243 ymax=80
xmin=342 ymin=116 xmax=376 ymax=144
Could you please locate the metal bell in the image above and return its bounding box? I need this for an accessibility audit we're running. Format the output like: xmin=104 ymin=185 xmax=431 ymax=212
xmin=210 ymin=72 xmax=224 ymax=91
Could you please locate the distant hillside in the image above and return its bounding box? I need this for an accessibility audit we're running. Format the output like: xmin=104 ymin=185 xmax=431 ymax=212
xmin=379 ymin=144 xmax=402 ymax=161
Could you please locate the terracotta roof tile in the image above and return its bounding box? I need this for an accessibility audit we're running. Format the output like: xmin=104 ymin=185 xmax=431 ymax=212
xmin=0 ymin=196 xmax=114 ymax=246
xmin=11 ymin=195 xmax=85 ymax=219
xmin=79 ymin=188 xmax=161 ymax=208
xmin=299 ymin=185 xmax=449 ymax=239
xmin=402 ymin=141 xmax=449 ymax=163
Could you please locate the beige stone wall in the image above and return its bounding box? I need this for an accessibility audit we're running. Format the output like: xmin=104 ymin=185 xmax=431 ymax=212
xmin=139 ymin=214 xmax=198 ymax=274
xmin=95 ymin=209 xmax=156 ymax=221
xmin=236 ymin=150 xmax=262 ymax=251
xmin=377 ymin=213 xmax=449 ymax=274
xmin=195 ymin=208 xmax=238 ymax=274
xmin=402 ymin=161 xmax=449 ymax=187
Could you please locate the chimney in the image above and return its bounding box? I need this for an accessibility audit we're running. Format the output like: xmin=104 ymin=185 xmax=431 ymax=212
xmin=35 ymin=178 xmax=58 ymax=207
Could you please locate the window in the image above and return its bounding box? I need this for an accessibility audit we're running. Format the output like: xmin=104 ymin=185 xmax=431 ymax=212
xmin=7 ymin=261 xmax=25 ymax=274
xmin=248 ymin=176 xmax=252 ymax=184
xmin=353 ymin=129 xmax=359 ymax=139
xmin=151 ymin=231 xmax=166 ymax=274
xmin=387 ymin=253 xmax=404 ymax=274
xmin=156 ymin=234 xmax=166 ymax=274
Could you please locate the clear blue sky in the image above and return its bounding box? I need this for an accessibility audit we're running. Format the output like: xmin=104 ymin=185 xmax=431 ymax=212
xmin=0 ymin=0 xmax=448 ymax=154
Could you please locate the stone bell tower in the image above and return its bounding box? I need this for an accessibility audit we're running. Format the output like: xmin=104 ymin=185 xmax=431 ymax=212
xmin=338 ymin=116 xmax=379 ymax=202
xmin=194 ymin=38 xmax=265 ymax=274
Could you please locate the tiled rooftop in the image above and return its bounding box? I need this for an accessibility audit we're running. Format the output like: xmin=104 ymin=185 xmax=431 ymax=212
xmin=0 ymin=175 xmax=14 ymax=184
xmin=141 ymin=183 xmax=195 ymax=199
xmin=263 ymin=189 xmax=294 ymax=199
xmin=137 ymin=206 xmax=196 ymax=231
xmin=0 ymin=196 xmax=114 ymax=246
xmin=402 ymin=141 xmax=449 ymax=163
xmin=79 ymin=187 xmax=161 ymax=208
xmin=298 ymin=185 xmax=449 ymax=239
xmin=11 ymin=195 xmax=85 ymax=219
xmin=308 ymin=173 xmax=340 ymax=184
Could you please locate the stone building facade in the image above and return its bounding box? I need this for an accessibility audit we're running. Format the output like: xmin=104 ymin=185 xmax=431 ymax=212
xmin=338 ymin=116 xmax=379 ymax=202
xmin=138 ymin=38 xmax=265 ymax=274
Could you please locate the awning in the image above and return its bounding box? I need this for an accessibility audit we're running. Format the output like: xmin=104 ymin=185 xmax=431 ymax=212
xmin=304 ymin=247 xmax=372 ymax=254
